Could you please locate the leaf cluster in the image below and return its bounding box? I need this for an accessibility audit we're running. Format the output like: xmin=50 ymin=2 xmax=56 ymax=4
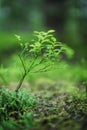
xmin=16 ymin=30 xmax=65 ymax=61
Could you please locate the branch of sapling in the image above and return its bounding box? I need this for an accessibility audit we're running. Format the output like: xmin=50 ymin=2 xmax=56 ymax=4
xmin=31 ymin=63 xmax=52 ymax=73
xmin=15 ymin=55 xmax=27 ymax=92
xmin=15 ymin=55 xmax=50 ymax=92
xmin=15 ymin=72 xmax=26 ymax=92
xmin=29 ymin=58 xmax=48 ymax=72
xmin=32 ymin=66 xmax=52 ymax=73
xmin=18 ymin=55 xmax=26 ymax=74
xmin=27 ymin=56 xmax=38 ymax=74
xmin=15 ymin=55 xmax=38 ymax=92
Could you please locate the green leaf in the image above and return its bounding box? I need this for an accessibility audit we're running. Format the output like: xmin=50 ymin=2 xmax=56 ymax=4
xmin=47 ymin=30 xmax=55 ymax=33
xmin=15 ymin=34 xmax=21 ymax=41
xmin=33 ymin=31 xmax=39 ymax=34
xmin=20 ymin=43 xmax=23 ymax=47
xmin=62 ymin=45 xmax=74 ymax=58
xmin=51 ymin=37 xmax=56 ymax=42
xmin=35 ymin=42 xmax=41 ymax=46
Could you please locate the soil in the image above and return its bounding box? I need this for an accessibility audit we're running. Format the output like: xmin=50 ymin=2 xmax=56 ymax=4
xmin=31 ymin=81 xmax=87 ymax=130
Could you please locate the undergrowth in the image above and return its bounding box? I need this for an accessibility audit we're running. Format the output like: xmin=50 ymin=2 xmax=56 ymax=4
xmin=0 ymin=88 xmax=36 ymax=130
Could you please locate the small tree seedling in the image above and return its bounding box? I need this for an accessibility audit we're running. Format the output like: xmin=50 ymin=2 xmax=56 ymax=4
xmin=15 ymin=30 xmax=73 ymax=92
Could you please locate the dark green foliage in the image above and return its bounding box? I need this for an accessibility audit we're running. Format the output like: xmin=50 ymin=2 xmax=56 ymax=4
xmin=0 ymin=88 xmax=37 ymax=129
xmin=0 ymin=88 xmax=35 ymax=121
xmin=0 ymin=112 xmax=36 ymax=130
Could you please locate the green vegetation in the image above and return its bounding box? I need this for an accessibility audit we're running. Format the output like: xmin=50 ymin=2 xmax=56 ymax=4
xmin=0 ymin=88 xmax=36 ymax=130
xmin=0 ymin=30 xmax=87 ymax=130
xmin=14 ymin=30 xmax=73 ymax=92
xmin=0 ymin=88 xmax=35 ymax=121
xmin=0 ymin=0 xmax=87 ymax=129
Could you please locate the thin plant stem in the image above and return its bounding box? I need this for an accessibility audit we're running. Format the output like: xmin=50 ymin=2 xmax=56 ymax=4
xmin=15 ymin=72 xmax=26 ymax=92
xmin=18 ymin=55 xmax=26 ymax=73
xmin=27 ymin=56 xmax=38 ymax=74
xmin=15 ymin=56 xmax=38 ymax=92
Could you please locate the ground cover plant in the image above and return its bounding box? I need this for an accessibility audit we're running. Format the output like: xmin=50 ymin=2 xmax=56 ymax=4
xmin=0 ymin=30 xmax=87 ymax=130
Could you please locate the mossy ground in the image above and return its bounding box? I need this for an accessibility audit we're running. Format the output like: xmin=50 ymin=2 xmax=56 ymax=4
xmin=32 ymin=81 xmax=87 ymax=130
xmin=0 ymin=83 xmax=87 ymax=130
xmin=1 ymin=79 xmax=86 ymax=130
xmin=0 ymin=57 xmax=87 ymax=130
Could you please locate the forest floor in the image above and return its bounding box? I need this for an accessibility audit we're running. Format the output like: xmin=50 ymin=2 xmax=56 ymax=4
xmin=31 ymin=80 xmax=87 ymax=130
xmin=0 ymin=59 xmax=87 ymax=130
xmin=1 ymin=77 xmax=87 ymax=130
xmin=0 ymin=79 xmax=87 ymax=130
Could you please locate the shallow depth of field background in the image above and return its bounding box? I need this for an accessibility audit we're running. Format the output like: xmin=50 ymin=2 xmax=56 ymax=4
xmin=0 ymin=0 xmax=87 ymax=87
xmin=0 ymin=0 xmax=87 ymax=62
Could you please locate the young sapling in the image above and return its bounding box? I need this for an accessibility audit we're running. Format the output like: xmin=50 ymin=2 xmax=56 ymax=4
xmin=15 ymin=30 xmax=72 ymax=92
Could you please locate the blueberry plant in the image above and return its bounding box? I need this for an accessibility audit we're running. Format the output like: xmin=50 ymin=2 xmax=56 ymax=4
xmin=15 ymin=30 xmax=73 ymax=93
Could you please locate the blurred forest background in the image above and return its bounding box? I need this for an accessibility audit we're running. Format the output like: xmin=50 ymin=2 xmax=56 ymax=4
xmin=0 ymin=0 xmax=87 ymax=62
